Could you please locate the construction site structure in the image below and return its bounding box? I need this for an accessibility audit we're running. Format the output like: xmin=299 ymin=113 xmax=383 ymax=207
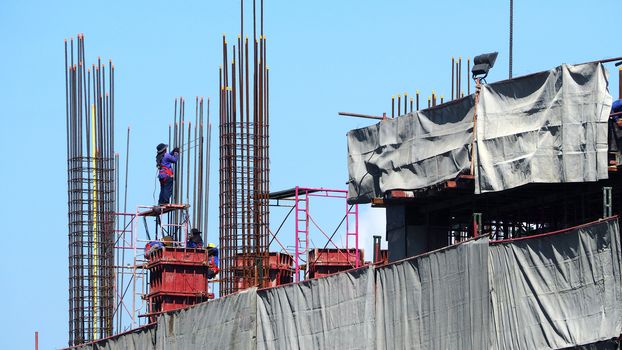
xmin=65 ymin=34 xmax=117 ymax=346
xmin=112 ymin=204 xmax=217 ymax=332
xmin=218 ymin=0 xmax=271 ymax=296
xmin=266 ymin=252 xmax=294 ymax=287
xmin=144 ymin=246 xmax=214 ymax=321
xmin=234 ymin=252 xmax=294 ymax=290
xmin=367 ymin=67 xmax=622 ymax=263
xmin=307 ymin=248 xmax=364 ymax=279
xmin=269 ymin=187 xmax=361 ymax=282
xmin=372 ymin=235 xmax=389 ymax=265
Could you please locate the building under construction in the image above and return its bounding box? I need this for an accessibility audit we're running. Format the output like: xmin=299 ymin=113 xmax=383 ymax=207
xmin=64 ymin=2 xmax=622 ymax=350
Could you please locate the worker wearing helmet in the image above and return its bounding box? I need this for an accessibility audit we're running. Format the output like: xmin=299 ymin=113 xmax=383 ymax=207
xmin=186 ymin=228 xmax=204 ymax=248
xmin=207 ymin=243 xmax=219 ymax=279
xmin=612 ymin=99 xmax=622 ymax=126
xmin=156 ymin=143 xmax=179 ymax=205
xmin=609 ymin=100 xmax=622 ymax=152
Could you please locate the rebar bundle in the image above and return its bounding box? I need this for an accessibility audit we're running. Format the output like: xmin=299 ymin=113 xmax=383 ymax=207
xmin=164 ymin=97 xmax=212 ymax=240
xmin=65 ymin=34 xmax=116 ymax=346
xmin=219 ymin=0 xmax=270 ymax=296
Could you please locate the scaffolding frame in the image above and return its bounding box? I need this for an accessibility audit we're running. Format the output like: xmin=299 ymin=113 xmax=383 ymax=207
xmin=111 ymin=204 xmax=192 ymax=334
xmin=270 ymin=187 xmax=360 ymax=282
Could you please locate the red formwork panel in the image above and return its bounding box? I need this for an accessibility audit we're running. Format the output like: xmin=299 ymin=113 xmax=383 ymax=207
xmin=147 ymin=247 xmax=209 ymax=266
xmin=146 ymin=293 xmax=212 ymax=322
xmin=377 ymin=249 xmax=389 ymax=265
xmin=233 ymin=252 xmax=294 ymax=290
xmin=268 ymin=252 xmax=293 ymax=287
xmin=268 ymin=252 xmax=293 ymax=269
xmin=308 ymin=248 xmax=364 ymax=279
xmin=148 ymin=265 xmax=209 ymax=295
xmin=145 ymin=247 xmax=214 ymax=317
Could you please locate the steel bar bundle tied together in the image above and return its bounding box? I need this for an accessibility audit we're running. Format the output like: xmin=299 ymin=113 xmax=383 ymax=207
xmin=219 ymin=0 xmax=271 ymax=296
xmin=64 ymin=34 xmax=116 ymax=346
xmin=165 ymin=97 xmax=212 ymax=241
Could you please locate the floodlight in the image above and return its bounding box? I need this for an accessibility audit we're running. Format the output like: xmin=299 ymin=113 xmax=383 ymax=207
xmin=471 ymin=52 xmax=498 ymax=80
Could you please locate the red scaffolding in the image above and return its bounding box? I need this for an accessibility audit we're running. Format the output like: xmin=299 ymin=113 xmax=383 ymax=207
xmin=112 ymin=204 xmax=215 ymax=334
xmin=269 ymin=187 xmax=360 ymax=282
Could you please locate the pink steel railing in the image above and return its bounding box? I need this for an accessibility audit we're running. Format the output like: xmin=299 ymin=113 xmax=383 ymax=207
xmin=112 ymin=204 xmax=191 ymax=334
xmin=292 ymin=187 xmax=359 ymax=282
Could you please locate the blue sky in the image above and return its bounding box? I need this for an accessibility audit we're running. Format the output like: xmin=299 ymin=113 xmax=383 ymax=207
xmin=1 ymin=0 xmax=620 ymax=348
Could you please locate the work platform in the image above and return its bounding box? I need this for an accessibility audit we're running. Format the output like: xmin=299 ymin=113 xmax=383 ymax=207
xmin=137 ymin=204 xmax=189 ymax=217
xmin=112 ymin=203 xmax=213 ymax=332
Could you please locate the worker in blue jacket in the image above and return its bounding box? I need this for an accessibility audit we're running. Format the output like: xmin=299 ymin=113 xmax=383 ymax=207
xmin=612 ymin=99 xmax=622 ymax=125
xmin=207 ymin=243 xmax=219 ymax=279
xmin=186 ymin=228 xmax=204 ymax=248
xmin=156 ymin=143 xmax=179 ymax=205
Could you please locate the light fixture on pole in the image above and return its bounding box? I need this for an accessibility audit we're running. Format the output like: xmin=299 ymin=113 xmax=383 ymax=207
xmin=471 ymin=52 xmax=498 ymax=82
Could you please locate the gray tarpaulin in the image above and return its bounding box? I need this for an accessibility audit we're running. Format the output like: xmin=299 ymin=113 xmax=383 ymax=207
xmin=256 ymin=266 xmax=375 ymax=350
xmin=375 ymin=237 xmax=490 ymax=350
xmin=155 ymin=287 xmax=257 ymax=350
xmin=347 ymin=96 xmax=475 ymax=203
xmin=347 ymin=63 xmax=612 ymax=203
xmin=489 ymin=219 xmax=622 ymax=349
xmin=476 ymin=63 xmax=612 ymax=193
xmin=78 ymin=219 xmax=622 ymax=350
xmin=85 ymin=326 xmax=156 ymax=350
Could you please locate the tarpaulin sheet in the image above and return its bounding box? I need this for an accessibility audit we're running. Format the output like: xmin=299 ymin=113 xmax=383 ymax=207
xmin=79 ymin=219 xmax=622 ymax=350
xmin=347 ymin=96 xmax=474 ymax=203
xmin=489 ymin=219 xmax=622 ymax=349
xmin=375 ymin=237 xmax=490 ymax=350
xmin=256 ymin=266 xmax=375 ymax=350
xmin=155 ymin=287 xmax=257 ymax=350
xmin=347 ymin=63 xmax=612 ymax=203
xmin=476 ymin=63 xmax=612 ymax=193
xmin=77 ymin=326 xmax=157 ymax=350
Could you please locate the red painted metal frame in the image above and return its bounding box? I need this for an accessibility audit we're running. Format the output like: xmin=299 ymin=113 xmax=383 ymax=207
xmin=267 ymin=252 xmax=294 ymax=287
xmin=112 ymin=204 xmax=201 ymax=334
xmin=291 ymin=187 xmax=359 ymax=282
xmin=143 ymin=247 xmax=213 ymax=322
xmin=307 ymin=248 xmax=364 ymax=279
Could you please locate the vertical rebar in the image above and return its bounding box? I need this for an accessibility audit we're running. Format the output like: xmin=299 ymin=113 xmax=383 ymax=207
xmin=451 ymin=56 xmax=456 ymax=100
xmin=416 ymin=90 xmax=419 ymax=110
xmin=467 ymin=57 xmax=471 ymax=95
xmin=219 ymin=0 xmax=269 ymax=296
xmin=509 ymin=0 xmax=513 ymax=79
xmin=403 ymin=92 xmax=408 ymax=114
xmin=391 ymin=96 xmax=395 ymax=118
xmin=65 ymin=34 xmax=115 ymax=346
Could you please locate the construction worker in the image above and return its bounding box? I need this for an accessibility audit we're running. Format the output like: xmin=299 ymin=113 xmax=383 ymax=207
xmin=161 ymin=235 xmax=175 ymax=247
xmin=186 ymin=228 xmax=204 ymax=248
xmin=207 ymin=243 xmax=219 ymax=279
xmin=156 ymin=143 xmax=179 ymax=205
xmin=609 ymin=100 xmax=622 ymax=151
xmin=144 ymin=240 xmax=164 ymax=258
xmin=612 ymin=99 xmax=622 ymax=126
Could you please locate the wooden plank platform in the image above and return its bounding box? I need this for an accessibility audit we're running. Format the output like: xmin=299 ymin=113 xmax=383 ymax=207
xmin=137 ymin=204 xmax=189 ymax=217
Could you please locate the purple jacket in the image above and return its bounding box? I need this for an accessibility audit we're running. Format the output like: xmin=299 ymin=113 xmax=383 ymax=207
xmin=158 ymin=152 xmax=178 ymax=179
